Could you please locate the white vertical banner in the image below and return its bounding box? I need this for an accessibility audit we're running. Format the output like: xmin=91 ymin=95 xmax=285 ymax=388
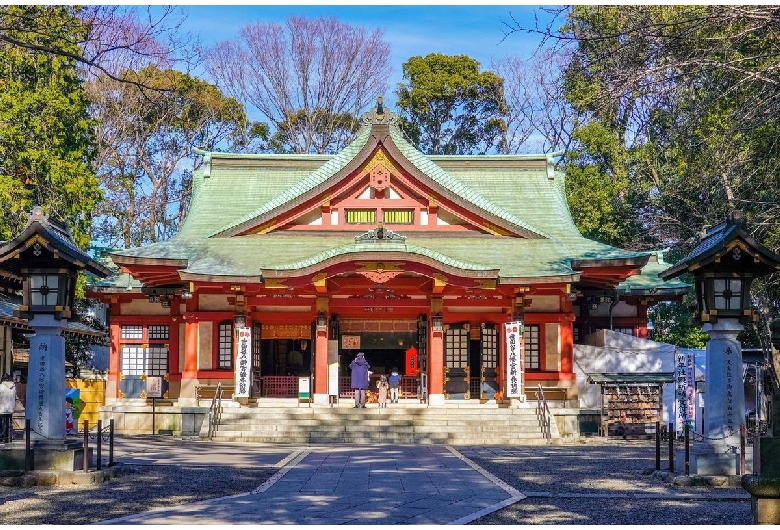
xmin=235 ymin=327 xmax=251 ymax=397
xmin=686 ymin=352 xmax=696 ymax=425
xmin=674 ymin=349 xmax=694 ymax=431
xmin=504 ymin=321 xmax=523 ymax=398
xmin=328 ymin=339 xmax=339 ymax=397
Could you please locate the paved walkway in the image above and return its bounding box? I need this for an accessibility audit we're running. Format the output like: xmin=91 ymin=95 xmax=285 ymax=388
xmin=100 ymin=440 xmax=522 ymax=525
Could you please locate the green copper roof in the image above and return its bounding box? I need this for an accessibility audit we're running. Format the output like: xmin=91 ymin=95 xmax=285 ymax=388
xmin=387 ymin=126 xmax=550 ymax=239
xmin=107 ymin=113 xmax=684 ymax=292
xmin=110 ymin=231 xmax=645 ymax=282
xmin=202 ymin=125 xmax=374 ymax=238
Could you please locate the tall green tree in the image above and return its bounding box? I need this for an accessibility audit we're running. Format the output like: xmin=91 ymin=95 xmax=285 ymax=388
xmin=0 ymin=5 xmax=101 ymax=248
xmin=505 ymin=5 xmax=780 ymax=354
xmin=87 ymin=66 xmax=258 ymax=248
xmin=396 ymin=53 xmax=509 ymax=155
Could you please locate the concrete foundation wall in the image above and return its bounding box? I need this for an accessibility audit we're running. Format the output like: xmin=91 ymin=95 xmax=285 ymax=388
xmin=99 ymin=404 xmax=207 ymax=437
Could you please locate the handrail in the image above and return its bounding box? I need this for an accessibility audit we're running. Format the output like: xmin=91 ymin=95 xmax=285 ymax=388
xmin=535 ymin=383 xmax=552 ymax=443
xmin=207 ymin=382 xmax=223 ymax=441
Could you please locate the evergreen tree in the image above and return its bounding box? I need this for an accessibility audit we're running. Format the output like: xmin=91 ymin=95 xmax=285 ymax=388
xmin=0 ymin=5 xmax=101 ymax=248
xmin=396 ymin=53 xmax=508 ymax=155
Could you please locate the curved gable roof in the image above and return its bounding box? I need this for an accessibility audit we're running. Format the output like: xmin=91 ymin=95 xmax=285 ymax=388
xmin=204 ymin=114 xmax=550 ymax=239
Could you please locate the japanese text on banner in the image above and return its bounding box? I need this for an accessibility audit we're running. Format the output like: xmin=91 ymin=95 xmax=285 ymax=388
xmin=235 ymin=327 xmax=251 ymax=397
xmin=504 ymin=322 xmax=523 ymax=398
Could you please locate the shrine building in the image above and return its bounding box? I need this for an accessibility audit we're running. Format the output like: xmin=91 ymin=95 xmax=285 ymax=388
xmin=90 ymin=102 xmax=687 ymax=413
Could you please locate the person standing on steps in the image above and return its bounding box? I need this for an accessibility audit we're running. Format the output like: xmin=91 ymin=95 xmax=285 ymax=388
xmin=388 ymin=367 xmax=401 ymax=404
xmin=349 ymin=352 xmax=371 ymax=408
xmin=0 ymin=374 xmax=15 ymax=443
xmin=377 ymin=375 xmax=389 ymax=409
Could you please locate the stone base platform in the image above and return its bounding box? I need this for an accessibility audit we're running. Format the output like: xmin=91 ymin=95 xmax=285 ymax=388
xmin=675 ymin=447 xmax=753 ymax=476
xmin=0 ymin=440 xmax=94 ymax=472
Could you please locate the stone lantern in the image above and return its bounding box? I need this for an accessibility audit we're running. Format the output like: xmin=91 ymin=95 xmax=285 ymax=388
xmin=0 ymin=207 xmax=110 ymax=449
xmin=660 ymin=211 xmax=780 ymax=475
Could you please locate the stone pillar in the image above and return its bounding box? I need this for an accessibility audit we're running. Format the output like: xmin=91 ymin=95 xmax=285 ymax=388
xmin=681 ymin=318 xmax=746 ymax=475
xmin=702 ymin=318 xmax=745 ymax=450
xmin=25 ymin=314 xmax=68 ymax=442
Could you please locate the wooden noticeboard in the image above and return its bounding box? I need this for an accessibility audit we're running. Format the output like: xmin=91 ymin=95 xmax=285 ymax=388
xmin=587 ymin=372 xmax=674 ymax=438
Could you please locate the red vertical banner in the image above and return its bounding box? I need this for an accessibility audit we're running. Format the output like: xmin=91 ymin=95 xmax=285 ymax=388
xmin=405 ymin=346 xmax=418 ymax=376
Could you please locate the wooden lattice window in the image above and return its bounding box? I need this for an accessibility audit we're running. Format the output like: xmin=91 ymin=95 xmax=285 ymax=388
xmin=120 ymin=345 xmax=168 ymax=376
xmin=345 ymin=209 xmax=376 ymax=224
xmin=120 ymin=325 xmax=143 ymax=340
xmin=252 ymin=322 xmax=262 ymax=372
xmin=217 ymin=321 xmax=233 ymax=369
xmin=145 ymin=345 xmax=168 ymax=375
xmin=481 ymin=325 xmax=497 ymax=368
xmin=445 ymin=327 xmax=469 ymax=368
xmin=524 ymin=324 xmax=540 ymax=370
xmin=382 ymin=209 xmax=414 ymax=224
xmin=120 ymin=345 xmax=145 ymax=375
xmin=148 ymin=325 xmax=169 ymax=340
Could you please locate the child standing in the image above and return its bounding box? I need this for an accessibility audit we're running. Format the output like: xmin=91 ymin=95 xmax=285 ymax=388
xmin=377 ymin=375 xmax=389 ymax=408
xmin=388 ymin=368 xmax=401 ymax=404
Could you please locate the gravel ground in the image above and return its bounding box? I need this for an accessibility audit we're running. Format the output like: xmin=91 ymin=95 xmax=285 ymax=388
xmin=0 ymin=464 xmax=277 ymax=525
xmin=0 ymin=438 xmax=755 ymax=525
xmin=462 ymin=439 xmax=753 ymax=525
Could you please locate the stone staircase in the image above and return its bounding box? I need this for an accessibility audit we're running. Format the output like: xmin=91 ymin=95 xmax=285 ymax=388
xmin=199 ymin=399 xmax=563 ymax=445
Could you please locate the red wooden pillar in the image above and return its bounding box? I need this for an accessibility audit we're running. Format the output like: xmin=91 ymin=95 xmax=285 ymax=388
xmin=560 ymin=313 xmax=574 ymax=374
xmin=108 ymin=321 xmax=121 ymax=399
xmin=428 ymin=325 xmax=444 ymax=405
xmin=182 ymin=318 xmax=198 ymax=377
xmin=314 ymin=326 xmax=328 ymax=395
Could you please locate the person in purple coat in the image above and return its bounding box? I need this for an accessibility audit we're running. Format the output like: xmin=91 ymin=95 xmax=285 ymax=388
xmin=349 ymin=352 xmax=371 ymax=408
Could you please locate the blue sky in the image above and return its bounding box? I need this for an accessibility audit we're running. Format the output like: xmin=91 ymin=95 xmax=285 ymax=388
xmin=173 ymin=4 xmax=559 ymax=108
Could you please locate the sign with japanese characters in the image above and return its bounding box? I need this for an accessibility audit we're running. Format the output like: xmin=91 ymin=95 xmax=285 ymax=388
xmin=234 ymin=327 xmax=251 ymax=397
xmin=342 ymin=335 xmax=361 ymax=349
xmin=675 ymin=350 xmax=695 ymax=431
xmin=504 ymin=322 xmax=524 ymax=398
xmin=146 ymin=376 xmax=162 ymax=398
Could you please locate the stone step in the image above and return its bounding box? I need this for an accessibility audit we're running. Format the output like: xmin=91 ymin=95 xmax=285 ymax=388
xmin=201 ymin=403 xmax=561 ymax=444
xmin=207 ymin=432 xmax=554 ymax=445
xmin=213 ymin=408 xmax=546 ymax=418
xmin=215 ymin=420 xmax=544 ymax=428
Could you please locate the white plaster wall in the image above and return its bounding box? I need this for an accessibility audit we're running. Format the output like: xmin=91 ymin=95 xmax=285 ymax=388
xmin=573 ymin=329 xmax=705 ymax=425
xmin=528 ymin=295 xmax=560 ymax=312
xmin=198 ymin=322 xmax=213 ymax=370
xmin=199 ymin=294 xmax=233 ymax=312
xmin=545 ymin=323 xmax=560 ymax=371
xmin=121 ymin=299 xmax=170 ymax=315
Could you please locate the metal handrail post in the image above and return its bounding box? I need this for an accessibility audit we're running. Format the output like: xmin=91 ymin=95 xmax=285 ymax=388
xmin=96 ymin=419 xmax=102 ymax=471
xmin=684 ymin=423 xmax=690 ymax=476
xmin=82 ymin=419 xmax=89 ymax=473
xmin=740 ymin=424 xmax=746 ymax=475
xmin=109 ymin=419 xmax=114 ymax=467
xmin=24 ymin=419 xmax=31 ymax=472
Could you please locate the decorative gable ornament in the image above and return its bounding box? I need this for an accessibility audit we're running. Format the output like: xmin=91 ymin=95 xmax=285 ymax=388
xmin=369 ymin=164 xmax=391 ymax=191
xmin=354 ymin=224 xmax=407 ymax=243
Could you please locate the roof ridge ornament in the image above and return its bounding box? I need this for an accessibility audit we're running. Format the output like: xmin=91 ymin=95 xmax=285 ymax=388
xmin=362 ymin=95 xmax=398 ymax=126
xmin=354 ymin=223 xmax=407 ymax=243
